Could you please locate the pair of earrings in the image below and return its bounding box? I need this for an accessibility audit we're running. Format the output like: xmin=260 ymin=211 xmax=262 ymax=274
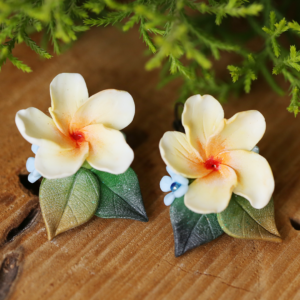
xmin=16 ymin=73 xmax=280 ymax=257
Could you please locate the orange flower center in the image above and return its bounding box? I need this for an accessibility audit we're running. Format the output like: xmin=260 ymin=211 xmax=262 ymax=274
xmin=204 ymin=157 xmax=221 ymax=171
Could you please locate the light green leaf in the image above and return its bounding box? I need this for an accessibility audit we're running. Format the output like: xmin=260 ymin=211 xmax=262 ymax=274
xmin=170 ymin=196 xmax=223 ymax=257
xmin=271 ymin=37 xmax=281 ymax=57
xmin=217 ymin=194 xmax=282 ymax=243
xmin=39 ymin=168 xmax=100 ymax=240
xmin=289 ymin=20 xmax=300 ymax=34
xmin=92 ymin=168 xmax=148 ymax=222
xmin=227 ymin=65 xmax=242 ymax=82
xmin=290 ymin=45 xmax=297 ymax=60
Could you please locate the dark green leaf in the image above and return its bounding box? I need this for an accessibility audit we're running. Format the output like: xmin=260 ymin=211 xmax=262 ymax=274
xmin=217 ymin=194 xmax=282 ymax=243
xmin=170 ymin=196 xmax=223 ymax=257
xmin=91 ymin=168 xmax=148 ymax=222
xmin=39 ymin=168 xmax=100 ymax=240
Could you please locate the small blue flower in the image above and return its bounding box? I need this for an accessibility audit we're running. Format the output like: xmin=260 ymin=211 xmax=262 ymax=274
xmin=26 ymin=144 xmax=42 ymax=183
xmin=160 ymin=166 xmax=189 ymax=206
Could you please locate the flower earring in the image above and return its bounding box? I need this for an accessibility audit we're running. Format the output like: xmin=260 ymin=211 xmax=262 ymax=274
xmin=159 ymin=94 xmax=281 ymax=257
xmin=16 ymin=73 xmax=148 ymax=240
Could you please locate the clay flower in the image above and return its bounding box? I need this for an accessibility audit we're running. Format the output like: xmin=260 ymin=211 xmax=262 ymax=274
xmin=26 ymin=144 xmax=42 ymax=183
xmin=160 ymin=166 xmax=189 ymax=206
xmin=16 ymin=73 xmax=135 ymax=179
xmin=159 ymin=95 xmax=274 ymax=214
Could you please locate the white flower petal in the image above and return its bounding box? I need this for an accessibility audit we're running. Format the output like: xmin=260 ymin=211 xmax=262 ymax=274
xmin=173 ymin=184 xmax=189 ymax=198
xmin=164 ymin=193 xmax=175 ymax=206
xmin=159 ymin=131 xmax=210 ymax=178
xmin=182 ymin=94 xmax=224 ymax=158
xmin=166 ymin=165 xmax=176 ymax=178
xmin=219 ymin=150 xmax=274 ymax=209
xmin=28 ymin=170 xmax=42 ymax=183
xmin=167 ymin=165 xmax=189 ymax=185
xmin=82 ymin=124 xmax=134 ymax=175
xmin=184 ymin=165 xmax=237 ymax=214
xmin=31 ymin=144 xmax=39 ymax=154
xmin=172 ymin=174 xmax=189 ymax=186
xmin=70 ymin=89 xmax=135 ymax=131
xmin=49 ymin=73 xmax=89 ymax=135
xmin=16 ymin=108 xmax=74 ymax=149
xmin=26 ymin=157 xmax=35 ymax=172
xmin=160 ymin=176 xmax=172 ymax=192
xmin=35 ymin=142 xmax=89 ymax=179
xmin=207 ymin=111 xmax=266 ymax=157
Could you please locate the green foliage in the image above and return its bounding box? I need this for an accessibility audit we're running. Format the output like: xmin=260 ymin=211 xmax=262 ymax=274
xmin=170 ymin=196 xmax=223 ymax=257
xmin=39 ymin=168 xmax=100 ymax=240
xmin=228 ymin=54 xmax=257 ymax=93
xmin=217 ymin=194 xmax=281 ymax=243
xmin=91 ymin=167 xmax=148 ymax=222
xmin=263 ymin=11 xmax=289 ymax=58
xmin=195 ymin=1 xmax=263 ymax=25
xmin=0 ymin=0 xmax=89 ymax=70
xmin=1 ymin=0 xmax=300 ymax=115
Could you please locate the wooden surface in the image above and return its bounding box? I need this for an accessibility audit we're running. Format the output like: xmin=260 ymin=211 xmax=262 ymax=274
xmin=1 ymin=26 xmax=300 ymax=300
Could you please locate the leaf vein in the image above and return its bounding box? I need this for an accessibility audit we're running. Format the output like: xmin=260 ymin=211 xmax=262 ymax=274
xmin=183 ymin=214 xmax=205 ymax=252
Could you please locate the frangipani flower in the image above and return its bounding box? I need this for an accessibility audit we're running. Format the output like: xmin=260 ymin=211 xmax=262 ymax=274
xmin=160 ymin=166 xmax=189 ymax=206
xmin=16 ymin=73 xmax=135 ymax=179
xmin=159 ymin=94 xmax=274 ymax=214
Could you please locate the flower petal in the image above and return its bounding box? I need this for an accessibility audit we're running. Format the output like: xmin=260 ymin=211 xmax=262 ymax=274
xmin=182 ymin=94 xmax=224 ymax=159
xmin=16 ymin=108 xmax=74 ymax=149
xmin=49 ymin=73 xmax=89 ymax=135
xmin=184 ymin=165 xmax=237 ymax=214
xmin=35 ymin=143 xmax=89 ymax=179
xmin=167 ymin=166 xmax=189 ymax=185
xmin=160 ymin=176 xmax=172 ymax=192
xmin=26 ymin=157 xmax=35 ymax=172
xmin=219 ymin=150 xmax=274 ymax=209
xmin=173 ymin=184 xmax=189 ymax=198
xmin=159 ymin=131 xmax=210 ymax=179
xmin=31 ymin=144 xmax=39 ymax=154
xmin=166 ymin=165 xmax=176 ymax=178
xmin=207 ymin=111 xmax=266 ymax=157
xmin=82 ymin=124 xmax=134 ymax=174
xmin=28 ymin=170 xmax=42 ymax=183
xmin=164 ymin=193 xmax=175 ymax=206
xmin=70 ymin=89 xmax=135 ymax=131
xmin=172 ymin=174 xmax=189 ymax=186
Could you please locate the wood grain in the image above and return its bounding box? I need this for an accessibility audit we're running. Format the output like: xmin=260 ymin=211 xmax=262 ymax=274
xmin=0 ymin=26 xmax=300 ymax=300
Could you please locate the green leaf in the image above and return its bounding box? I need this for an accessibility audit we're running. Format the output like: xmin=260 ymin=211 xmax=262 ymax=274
xmin=262 ymin=26 xmax=273 ymax=35
xmin=272 ymin=63 xmax=284 ymax=75
xmin=39 ymin=168 xmax=100 ymax=240
xmin=91 ymin=168 xmax=148 ymax=222
xmin=217 ymin=194 xmax=282 ymax=243
xmin=289 ymin=20 xmax=300 ymax=34
xmin=270 ymin=11 xmax=276 ymax=31
xmin=170 ymin=196 xmax=223 ymax=257
xmin=123 ymin=14 xmax=139 ymax=31
xmin=271 ymin=37 xmax=281 ymax=58
xmin=84 ymin=1 xmax=105 ymax=14
xmin=7 ymin=54 xmax=32 ymax=73
xmin=274 ymin=18 xmax=289 ymax=35
xmin=227 ymin=65 xmax=242 ymax=82
xmin=22 ymin=33 xmax=52 ymax=59
xmin=290 ymin=45 xmax=297 ymax=60
xmin=84 ymin=11 xmax=130 ymax=27
xmin=244 ymin=69 xmax=257 ymax=93
xmin=140 ymin=23 xmax=156 ymax=53
xmin=287 ymin=86 xmax=300 ymax=117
